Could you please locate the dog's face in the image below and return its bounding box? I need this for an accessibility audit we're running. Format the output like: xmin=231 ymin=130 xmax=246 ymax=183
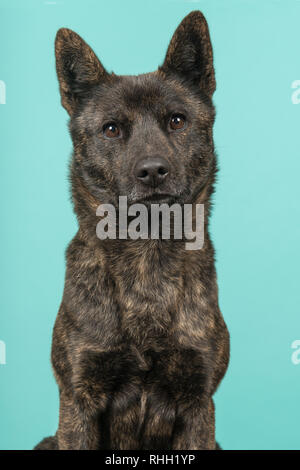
xmin=55 ymin=11 xmax=216 ymax=208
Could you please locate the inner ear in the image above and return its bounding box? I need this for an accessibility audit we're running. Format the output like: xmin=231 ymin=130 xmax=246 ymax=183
xmin=160 ymin=11 xmax=216 ymax=97
xmin=55 ymin=28 xmax=109 ymax=115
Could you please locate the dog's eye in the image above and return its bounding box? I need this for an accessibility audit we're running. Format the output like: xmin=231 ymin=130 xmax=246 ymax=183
xmin=169 ymin=114 xmax=186 ymax=131
xmin=103 ymin=122 xmax=121 ymax=139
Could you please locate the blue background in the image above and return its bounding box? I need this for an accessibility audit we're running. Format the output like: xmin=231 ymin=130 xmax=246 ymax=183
xmin=0 ymin=0 xmax=299 ymax=450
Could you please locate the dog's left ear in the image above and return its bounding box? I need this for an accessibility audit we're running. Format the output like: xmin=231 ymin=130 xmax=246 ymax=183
xmin=160 ymin=11 xmax=215 ymax=97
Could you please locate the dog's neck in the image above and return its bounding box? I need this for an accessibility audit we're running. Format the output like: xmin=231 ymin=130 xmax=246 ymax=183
xmin=72 ymin=173 xmax=213 ymax=262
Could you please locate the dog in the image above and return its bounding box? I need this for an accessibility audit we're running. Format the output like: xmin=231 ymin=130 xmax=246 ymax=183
xmin=35 ymin=10 xmax=229 ymax=450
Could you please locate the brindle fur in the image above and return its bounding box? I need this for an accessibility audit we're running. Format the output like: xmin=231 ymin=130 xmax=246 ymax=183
xmin=35 ymin=11 xmax=229 ymax=450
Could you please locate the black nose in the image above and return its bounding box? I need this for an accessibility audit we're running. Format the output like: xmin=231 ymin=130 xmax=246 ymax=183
xmin=135 ymin=157 xmax=169 ymax=187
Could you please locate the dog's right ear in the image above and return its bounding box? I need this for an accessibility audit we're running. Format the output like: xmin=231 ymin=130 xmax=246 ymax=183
xmin=55 ymin=28 xmax=108 ymax=115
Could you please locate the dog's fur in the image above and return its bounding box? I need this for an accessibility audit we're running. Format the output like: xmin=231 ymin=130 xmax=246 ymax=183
xmin=35 ymin=11 xmax=229 ymax=450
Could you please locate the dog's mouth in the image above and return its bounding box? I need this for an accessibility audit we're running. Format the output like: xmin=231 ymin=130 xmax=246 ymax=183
xmin=131 ymin=193 xmax=178 ymax=204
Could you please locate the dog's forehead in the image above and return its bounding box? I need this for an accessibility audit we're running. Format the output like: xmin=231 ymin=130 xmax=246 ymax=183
xmin=95 ymin=73 xmax=195 ymax=115
xmin=120 ymin=74 xmax=186 ymax=107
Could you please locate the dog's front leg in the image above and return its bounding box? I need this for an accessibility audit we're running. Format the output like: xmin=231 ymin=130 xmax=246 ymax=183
xmin=56 ymin=350 xmax=113 ymax=450
xmin=172 ymin=398 xmax=216 ymax=450
xmin=57 ymin=390 xmax=102 ymax=450
xmin=140 ymin=388 xmax=176 ymax=449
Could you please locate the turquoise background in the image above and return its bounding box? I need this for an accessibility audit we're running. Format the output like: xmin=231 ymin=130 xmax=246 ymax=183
xmin=0 ymin=0 xmax=299 ymax=450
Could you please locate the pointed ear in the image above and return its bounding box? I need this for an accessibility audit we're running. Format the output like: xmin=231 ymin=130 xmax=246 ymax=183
xmin=55 ymin=28 xmax=108 ymax=115
xmin=160 ymin=11 xmax=216 ymax=97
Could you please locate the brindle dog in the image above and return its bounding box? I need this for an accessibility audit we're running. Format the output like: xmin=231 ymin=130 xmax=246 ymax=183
xmin=35 ymin=11 xmax=229 ymax=450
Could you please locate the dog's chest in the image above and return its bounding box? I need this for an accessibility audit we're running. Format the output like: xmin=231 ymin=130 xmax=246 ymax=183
xmin=113 ymin=246 xmax=184 ymax=344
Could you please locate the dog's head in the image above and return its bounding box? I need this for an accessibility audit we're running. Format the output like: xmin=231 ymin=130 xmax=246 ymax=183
xmin=55 ymin=11 xmax=216 ymax=211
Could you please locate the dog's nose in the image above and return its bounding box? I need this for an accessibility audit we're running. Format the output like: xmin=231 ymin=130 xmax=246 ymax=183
xmin=135 ymin=157 xmax=169 ymax=187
